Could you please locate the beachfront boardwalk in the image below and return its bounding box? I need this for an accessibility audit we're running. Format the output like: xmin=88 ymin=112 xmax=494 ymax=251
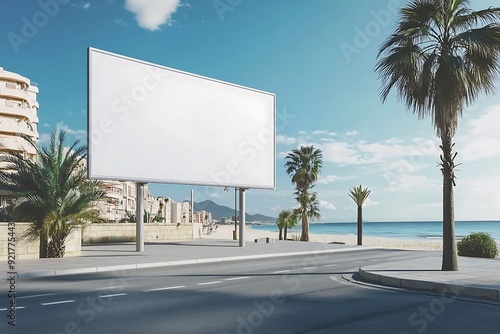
xmin=4 ymin=239 xmax=500 ymax=302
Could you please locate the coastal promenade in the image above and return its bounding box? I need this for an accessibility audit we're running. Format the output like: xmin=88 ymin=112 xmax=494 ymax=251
xmin=4 ymin=238 xmax=500 ymax=302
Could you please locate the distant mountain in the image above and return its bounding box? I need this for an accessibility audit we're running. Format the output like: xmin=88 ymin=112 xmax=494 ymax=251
xmin=193 ymin=200 xmax=276 ymax=222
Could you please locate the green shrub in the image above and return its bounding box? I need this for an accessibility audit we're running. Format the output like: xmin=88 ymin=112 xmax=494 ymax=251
xmin=457 ymin=232 xmax=498 ymax=258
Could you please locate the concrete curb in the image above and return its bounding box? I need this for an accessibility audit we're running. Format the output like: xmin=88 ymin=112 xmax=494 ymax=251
xmin=358 ymin=267 xmax=500 ymax=302
xmin=6 ymin=246 xmax=379 ymax=279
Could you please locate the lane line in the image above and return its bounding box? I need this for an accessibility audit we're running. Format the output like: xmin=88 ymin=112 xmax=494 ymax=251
xmin=352 ymin=260 xmax=364 ymax=264
xmin=18 ymin=293 xmax=56 ymax=300
xmin=271 ymin=270 xmax=292 ymax=274
xmin=369 ymin=259 xmax=380 ymax=262
xmin=99 ymin=293 xmax=127 ymax=298
xmin=145 ymin=286 xmax=186 ymax=292
xmin=223 ymin=276 xmax=250 ymax=281
xmin=0 ymin=307 xmax=25 ymax=311
xmin=324 ymin=264 xmax=338 ymax=267
xmin=41 ymin=300 xmax=75 ymax=306
xmin=302 ymin=267 xmax=317 ymax=270
xmin=198 ymin=281 xmax=222 ymax=286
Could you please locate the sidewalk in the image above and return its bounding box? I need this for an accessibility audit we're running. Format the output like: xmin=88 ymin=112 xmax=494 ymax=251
xmin=4 ymin=239 xmax=376 ymax=279
xmin=358 ymin=255 xmax=500 ymax=301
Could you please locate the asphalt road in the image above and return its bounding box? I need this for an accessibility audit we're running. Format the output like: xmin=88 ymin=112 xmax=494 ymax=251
xmin=2 ymin=249 xmax=498 ymax=334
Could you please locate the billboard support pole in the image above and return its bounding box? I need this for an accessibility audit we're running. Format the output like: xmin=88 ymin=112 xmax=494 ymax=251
xmin=136 ymin=182 xmax=145 ymax=252
xmin=238 ymin=188 xmax=246 ymax=247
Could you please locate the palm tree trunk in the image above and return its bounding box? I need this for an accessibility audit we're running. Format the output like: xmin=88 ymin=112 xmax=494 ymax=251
xmin=300 ymin=212 xmax=309 ymax=241
xmin=279 ymin=227 xmax=283 ymax=240
xmin=357 ymin=206 xmax=363 ymax=246
xmin=440 ymin=133 xmax=458 ymax=271
xmin=39 ymin=233 xmax=48 ymax=258
xmin=284 ymin=225 xmax=287 ymax=240
xmin=47 ymin=234 xmax=66 ymax=258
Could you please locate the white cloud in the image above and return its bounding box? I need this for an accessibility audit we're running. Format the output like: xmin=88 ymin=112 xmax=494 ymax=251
xmin=114 ymin=18 xmax=128 ymax=26
xmin=345 ymin=131 xmax=358 ymax=136
xmin=276 ymin=135 xmax=296 ymax=145
xmin=277 ymin=151 xmax=288 ymax=159
xmin=125 ymin=0 xmax=181 ymax=31
xmin=317 ymin=174 xmax=357 ymax=185
xmin=312 ymin=130 xmax=328 ymax=135
xmin=60 ymin=124 xmax=87 ymax=141
xmin=458 ymin=106 xmax=500 ymax=162
xmin=364 ymin=198 xmax=379 ymax=207
xmin=298 ymin=130 xmax=307 ymax=135
xmin=38 ymin=133 xmax=50 ymax=145
xmin=321 ymin=142 xmax=360 ymax=165
xmin=319 ymin=200 xmax=336 ymax=210
xmin=43 ymin=123 xmax=50 ymax=127
xmin=83 ymin=2 xmax=90 ymax=10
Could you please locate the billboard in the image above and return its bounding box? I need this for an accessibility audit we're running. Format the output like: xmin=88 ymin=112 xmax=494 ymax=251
xmin=87 ymin=48 xmax=275 ymax=189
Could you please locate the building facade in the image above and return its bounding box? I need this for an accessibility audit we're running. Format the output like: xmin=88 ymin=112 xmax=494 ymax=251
xmin=0 ymin=67 xmax=39 ymax=206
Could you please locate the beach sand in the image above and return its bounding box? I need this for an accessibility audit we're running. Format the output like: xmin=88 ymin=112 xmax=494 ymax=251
xmin=202 ymin=224 xmax=444 ymax=251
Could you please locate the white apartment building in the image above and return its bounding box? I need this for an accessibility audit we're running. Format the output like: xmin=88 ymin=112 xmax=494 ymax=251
xmin=0 ymin=67 xmax=39 ymax=206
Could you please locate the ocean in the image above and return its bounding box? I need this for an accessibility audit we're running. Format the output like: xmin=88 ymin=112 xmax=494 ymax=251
xmin=250 ymin=221 xmax=500 ymax=242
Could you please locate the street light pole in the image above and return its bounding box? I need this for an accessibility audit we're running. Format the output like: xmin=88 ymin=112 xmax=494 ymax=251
xmin=234 ymin=187 xmax=238 ymax=240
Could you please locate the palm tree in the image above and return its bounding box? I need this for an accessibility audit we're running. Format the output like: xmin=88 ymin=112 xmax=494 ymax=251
xmin=375 ymin=1 xmax=500 ymax=271
xmin=285 ymin=146 xmax=322 ymax=241
xmin=0 ymin=127 xmax=105 ymax=258
xmin=348 ymin=185 xmax=371 ymax=246
xmin=276 ymin=209 xmax=299 ymax=241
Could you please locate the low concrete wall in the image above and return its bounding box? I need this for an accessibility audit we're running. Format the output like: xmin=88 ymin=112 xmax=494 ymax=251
xmin=0 ymin=222 xmax=82 ymax=260
xmin=82 ymin=223 xmax=203 ymax=244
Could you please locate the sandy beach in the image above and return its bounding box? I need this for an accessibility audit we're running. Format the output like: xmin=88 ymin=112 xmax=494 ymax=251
xmin=202 ymin=224 xmax=444 ymax=251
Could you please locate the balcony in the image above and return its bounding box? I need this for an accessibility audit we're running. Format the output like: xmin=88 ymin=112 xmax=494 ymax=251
xmin=0 ymin=135 xmax=36 ymax=155
xmin=0 ymin=118 xmax=38 ymax=138
xmin=0 ymin=102 xmax=38 ymax=123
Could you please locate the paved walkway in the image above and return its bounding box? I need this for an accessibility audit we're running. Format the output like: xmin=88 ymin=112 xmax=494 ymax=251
xmin=5 ymin=239 xmax=376 ymax=279
xmin=358 ymin=255 xmax=500 ymax=301
xmin=4 ymin=239 xmax=500 ymax=302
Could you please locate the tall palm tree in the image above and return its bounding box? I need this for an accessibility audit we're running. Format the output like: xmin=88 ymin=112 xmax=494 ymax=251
xmin=0 ymin=127 xmax=105 ymax=258
xmin=348 ymin=185 xmax=371 ymax=246
xmin=375 ymin=0 xmax=500 ymax=271
xmin=285 ymin=145 xmax=322 ymax=241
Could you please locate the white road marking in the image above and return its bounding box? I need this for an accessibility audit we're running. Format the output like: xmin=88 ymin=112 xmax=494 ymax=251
xmin=99 ymin=293 xmax=127 ymax=298
xmin=18 ymin=293 xmax=56 ymax=299
xmin=0 ymin=307 xmax=25 ymax=311
xmin=352 ymin=260 xmax=364 ymax=264
xmin=369 ymin=259 xmax=380 ymax=262
xmin=198 ymin=281 xmax=222 ymax=286
xmin=145 ymin=286 xmax=186 ymax=292
xmin=324 ymin=264 xmax=338 ymax=267
xmin=223 ymin=276 xmax=250 ymax=281
xmin=41 ymin=300 xmax=75 ymax=306
xmin=272 ymin=270 xmax=292 ymax=274
xmin=302 ymin=267 xmax=316 ymax=270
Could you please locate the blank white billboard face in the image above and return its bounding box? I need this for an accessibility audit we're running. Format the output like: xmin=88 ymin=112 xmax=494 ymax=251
xmin=88 ymin=48 xmax=275 ymax=189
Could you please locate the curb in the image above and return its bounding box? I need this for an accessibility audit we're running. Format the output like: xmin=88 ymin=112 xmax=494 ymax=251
xmin=5 ymin=246 xmax=379 ymax=279
xmin=358 ymin=267 xmax=500 ymax=302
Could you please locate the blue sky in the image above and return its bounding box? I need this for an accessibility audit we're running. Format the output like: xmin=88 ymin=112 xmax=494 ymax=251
xmin=1 ymin=0 xmax=499 ymax=222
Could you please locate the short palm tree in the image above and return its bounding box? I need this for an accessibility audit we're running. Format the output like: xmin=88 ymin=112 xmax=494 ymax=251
xmin=278 ymin=209 xmax=298 ymax=241
xmin=285 ymin=146 xmax=322 ymax=241
xmin=348 ymin=185 xmax=371 ymax=246
xmin=375 ymin=0 xmax=500 ymax=271
xmin=0 ymin=127 xmax=105 ymax=258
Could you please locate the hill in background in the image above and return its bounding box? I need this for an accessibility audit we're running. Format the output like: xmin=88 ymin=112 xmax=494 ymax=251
xmin=194 ymin=200 xmax=275 ymax=222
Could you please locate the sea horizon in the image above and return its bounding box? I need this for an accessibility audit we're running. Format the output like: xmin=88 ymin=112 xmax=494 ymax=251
xmin=250 ymin=220 xmax=500 ymax=242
